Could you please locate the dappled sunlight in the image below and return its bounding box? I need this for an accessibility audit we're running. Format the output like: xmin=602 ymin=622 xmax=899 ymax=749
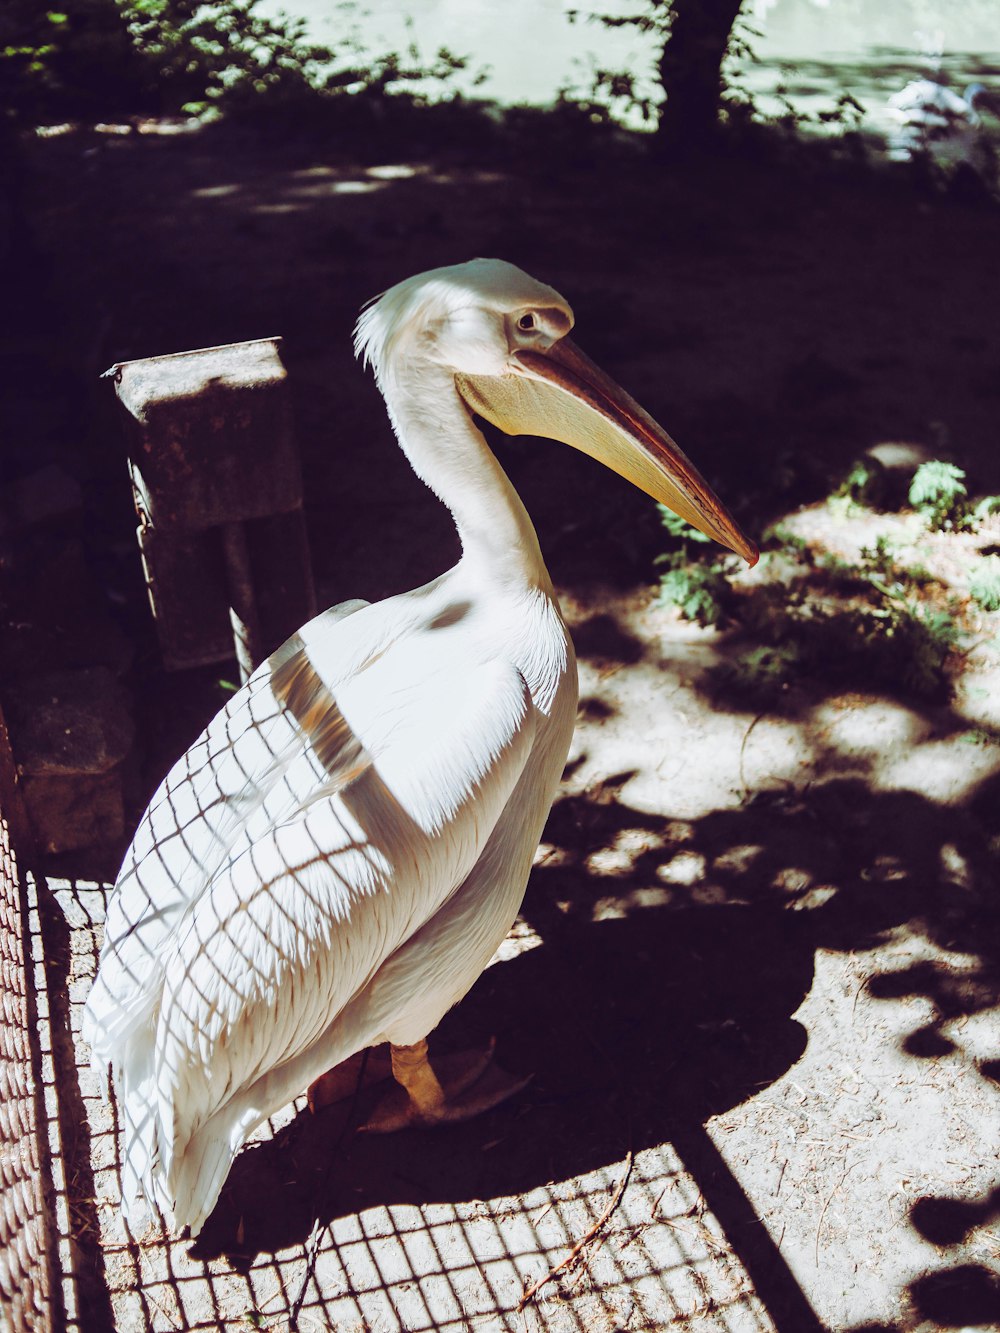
xmin=540 ymin=583 xmax=1000 ymax=1331
xmin=178 ymin=156 xmax=511 ymax=217
xmin=27 ymin=580 xmax=999 ymax=1330
xmin=14 ymin=95 xmax=1000 ymax=1332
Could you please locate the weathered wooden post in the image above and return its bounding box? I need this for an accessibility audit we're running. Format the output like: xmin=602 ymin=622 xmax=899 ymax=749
xmin=104 ymin=338 xmax=316 ymax=681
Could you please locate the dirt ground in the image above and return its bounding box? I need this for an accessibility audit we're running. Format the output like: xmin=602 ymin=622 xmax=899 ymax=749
xmin=7 ymin=117 xmax=1000 ymax=1331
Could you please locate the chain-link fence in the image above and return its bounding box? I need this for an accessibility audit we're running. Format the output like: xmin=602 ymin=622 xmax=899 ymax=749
xmin=0 ymin=707 xmax=55 ymax=1333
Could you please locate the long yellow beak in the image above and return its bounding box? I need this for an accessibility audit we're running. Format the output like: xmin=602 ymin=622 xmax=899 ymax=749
xmin=456 ymin=337 xmax=758 ymax=566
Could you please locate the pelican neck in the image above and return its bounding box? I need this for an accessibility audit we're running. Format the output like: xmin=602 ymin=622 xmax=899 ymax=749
xmin=380 ymin=359 xmax=553 ymax=593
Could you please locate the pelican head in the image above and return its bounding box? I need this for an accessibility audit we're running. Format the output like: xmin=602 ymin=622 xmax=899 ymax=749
xmin=356 ymin=258 xmax=758 ymax=565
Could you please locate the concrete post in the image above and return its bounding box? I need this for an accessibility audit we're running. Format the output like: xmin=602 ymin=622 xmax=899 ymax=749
xmin=105 ymin=338 xmax=316 ymax=680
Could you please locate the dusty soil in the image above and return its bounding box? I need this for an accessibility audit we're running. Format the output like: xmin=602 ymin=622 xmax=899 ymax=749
xmin=7 ymin=117 xmax=1000 ymax=1331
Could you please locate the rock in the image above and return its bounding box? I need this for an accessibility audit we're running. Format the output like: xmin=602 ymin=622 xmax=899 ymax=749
xmin=3 ymin=667 xmax=134 ymax=854
xmin=20 ymin=771 xmax=127 ymax=855
xmin=5 ymin=667 xmax=132 ymax=778
xmin=862 ymin=441 xmax=935 ymax=508
xmin=0 ymin=535 xmax=134 ymax=678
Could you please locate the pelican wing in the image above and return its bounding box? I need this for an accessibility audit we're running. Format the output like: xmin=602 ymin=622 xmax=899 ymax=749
xmin=85 ymin=598 xmax=376 ymax=1058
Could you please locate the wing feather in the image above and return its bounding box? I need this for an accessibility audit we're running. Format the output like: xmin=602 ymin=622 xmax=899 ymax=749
xmin=155 ymin=652 xmax=534 ymax=1190
xmin=83 ymin=598 xmax=378 ymax=1059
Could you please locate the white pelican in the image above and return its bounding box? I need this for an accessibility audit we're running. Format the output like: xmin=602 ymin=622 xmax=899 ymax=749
xmin=84 ymin=259 xmax=757 ymax=1236
xmin=886 ymin=79 xmax=998 ymax=179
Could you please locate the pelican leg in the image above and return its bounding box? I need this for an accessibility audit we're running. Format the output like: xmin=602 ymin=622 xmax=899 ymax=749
xmin=362 ymin=1036 xmax=531 ymax=1133
xmin=307 ymin=1046 xmax=392 ymax=1112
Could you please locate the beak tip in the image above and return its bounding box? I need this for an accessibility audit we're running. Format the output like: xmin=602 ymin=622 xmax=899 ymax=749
xmin=744 ymin=541 xmax=760 ymax=568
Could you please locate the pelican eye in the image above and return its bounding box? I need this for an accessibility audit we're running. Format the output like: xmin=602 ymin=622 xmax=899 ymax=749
xmin=518 ymin=313 xmax=535 ymax=331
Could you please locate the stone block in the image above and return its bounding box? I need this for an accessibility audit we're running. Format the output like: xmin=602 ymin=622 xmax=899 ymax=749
xmin=3 ymin=667 xmax=134 ymax=855
xmin=20 ymin=771 xmax=126 ymax=854
xmin=109 ymin=339 xmax=303 ymax=530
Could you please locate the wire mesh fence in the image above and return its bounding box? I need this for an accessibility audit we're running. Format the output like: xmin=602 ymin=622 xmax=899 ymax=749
xmin=41 ymin=875 xmax=776 ymax=1333
xmin=0 ymin=742 xmax=55 ymax=1332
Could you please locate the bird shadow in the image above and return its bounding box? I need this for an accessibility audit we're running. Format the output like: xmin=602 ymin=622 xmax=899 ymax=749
xmin=191 ymin=772 xmax=999 ymax=1330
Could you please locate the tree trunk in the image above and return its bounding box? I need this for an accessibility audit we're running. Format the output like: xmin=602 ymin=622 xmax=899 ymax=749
xmin=656 ymin=0 xmax=745 ymax=155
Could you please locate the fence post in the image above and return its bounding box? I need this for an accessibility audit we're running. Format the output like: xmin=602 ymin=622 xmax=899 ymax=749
xmin=105 ymin=338 xmax=316 ymax=681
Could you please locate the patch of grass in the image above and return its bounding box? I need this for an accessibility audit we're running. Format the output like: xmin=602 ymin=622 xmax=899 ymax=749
xmin=655 ymin=500 xmax=980 ymax=704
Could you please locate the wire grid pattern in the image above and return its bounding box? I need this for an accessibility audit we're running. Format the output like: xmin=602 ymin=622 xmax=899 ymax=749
xmin=48 ymin=876 xmax=776 ymax=1333
xmin=0 ymin=813 xmax=54 ymax=1332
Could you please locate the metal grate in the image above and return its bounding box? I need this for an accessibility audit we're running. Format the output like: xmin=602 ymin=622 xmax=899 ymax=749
xmin=0 ymin=708 xmax=55 ymax=1333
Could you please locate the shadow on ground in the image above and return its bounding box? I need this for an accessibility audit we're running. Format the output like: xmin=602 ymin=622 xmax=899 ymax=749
xmin=184 ymin=772 xmax=999 ymax=1331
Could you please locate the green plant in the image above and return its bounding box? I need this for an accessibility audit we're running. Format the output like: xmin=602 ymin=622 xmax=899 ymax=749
xmin=1 ymin=0 xmax=143 ymax=121
xmin=858 ymin=535 xmax=898 ymax=580
xmin=836 ymin=458 xmax=882 ymax=507
xmin=762 ymin=523 xmax=811 ymax=559
xmin=711 ymin=641 xmax=802 ymax=704
xmin=657 ymin=560 xmax=732 ymax=626
xmin=670 ymin=505 xmax=968 ymax=704
xmin=882 ymin=600 xmax=960 ymax=697
xmin=909 ymin=460 xmax=969 ymax=531
xmin=969 ymin=556 xmax=1000 ymax=612
xmin=656 ymin=505 xmax=711 ymax=545
xmin=654 ymin=502 xmax=734 ymax=626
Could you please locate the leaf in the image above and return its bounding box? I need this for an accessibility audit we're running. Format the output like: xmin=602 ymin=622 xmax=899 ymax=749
xmin=657 ymin=504 xmax=710 ymax=542
xmin=969 ymin=555 xmax=1000 ymax=612
xmin=909 ymin=460 xmax=969 ymax=529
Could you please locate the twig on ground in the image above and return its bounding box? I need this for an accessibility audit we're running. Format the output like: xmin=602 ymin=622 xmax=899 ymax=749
xmin=289 ymin=1050 xmax=370 ymax=1329
xmin=739 ymin=712 xmax=766 ymax=798
xmin=814 ymin=1156 xmax=864 ymax=1267
xmin=518 ymin=1151 xmax=633 ymax=1312
xmin=814 ymin=1183 xmax=837 ymax=1267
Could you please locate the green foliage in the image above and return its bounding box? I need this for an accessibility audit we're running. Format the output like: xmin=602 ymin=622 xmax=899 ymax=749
xmin=761 ymin=523 xmax=809 ymax=557
xmin=710 ymin=590 xmax=959 ymax=706
xmin=857 ymin=535 xmax=898 ymax=581
xmin=658 ymin=493 xmax=977 ymax=703
xmin=711 ymin=642 xmax=802 ymax=705
xmin=1 ymin=0 xmax=480 ymax=123
xmin=969 ymin=556 xmax=1000 ymax=613
xmin=654 ymin=501 xmax=732 ymax=626
xmin=908 ymin=460 xmax=969 ymax=531
xmin=658 ymin=560 xmax=731 ymax=626
xmin=656 ymin=503 xmax=710 ymax=544
xmin=836 ymin=458 xmax=882 ymax=507
xmin=119 ymin=0 xmax=336 ymax=115
xmin=1 ymin=0 xmax=143 ymax=120
xmin=884 ymin=601 xmax=961 ymax=697
xmin=973 ymin=494 xmax=1000 ymax=524
xmin=854 ymin=535 xmax=932 ymax=591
